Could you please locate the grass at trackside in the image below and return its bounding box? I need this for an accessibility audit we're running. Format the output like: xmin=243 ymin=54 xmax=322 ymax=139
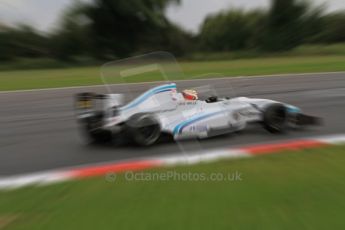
xmin=1 ymin=145 xmax=345 ymax=229
xmin=0 ymin=55 xmax=345 ymax=91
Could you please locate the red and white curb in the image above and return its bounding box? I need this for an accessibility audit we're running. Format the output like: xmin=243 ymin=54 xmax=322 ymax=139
xmin=1 ymin=134 xmax=345 ymax=190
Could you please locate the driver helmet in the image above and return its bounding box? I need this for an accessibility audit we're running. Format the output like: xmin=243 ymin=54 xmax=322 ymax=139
xmin=182 ymin=89 xmax=198 ymax=100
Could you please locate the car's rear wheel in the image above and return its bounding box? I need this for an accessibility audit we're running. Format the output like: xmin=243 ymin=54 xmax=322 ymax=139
xmin=263 ymin=104 xmax=287 ymax=133
xmin=126 ymin=114 xmax=161 ymax=146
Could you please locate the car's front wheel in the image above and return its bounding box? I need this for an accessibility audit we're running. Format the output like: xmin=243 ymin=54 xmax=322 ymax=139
xmin=263 ymin=104 xmax=287 ymax=133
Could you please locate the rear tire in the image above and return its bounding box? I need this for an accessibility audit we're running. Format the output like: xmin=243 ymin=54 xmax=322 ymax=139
xmin=263 ymin=104 xmax=287 ymax=133
xmin=125 ymin=114 xmax=161 ymax=146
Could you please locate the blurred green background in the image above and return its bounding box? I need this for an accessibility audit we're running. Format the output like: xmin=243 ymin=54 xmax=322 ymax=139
xmin=0 ymin=0 xmax=345 ymax=91
xmin=1 ymin=1 xmax=345 ymax=229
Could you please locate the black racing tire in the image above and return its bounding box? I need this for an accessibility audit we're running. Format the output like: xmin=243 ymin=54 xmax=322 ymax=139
xmin=263 ymin=103 xmax=287 ymax=133
xmin=125 ymin=114 xmax=161 ymax=146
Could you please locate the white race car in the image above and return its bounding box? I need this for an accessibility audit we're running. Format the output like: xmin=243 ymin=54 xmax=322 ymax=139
xmin=75 ymin=83 xmax=321 ymax=145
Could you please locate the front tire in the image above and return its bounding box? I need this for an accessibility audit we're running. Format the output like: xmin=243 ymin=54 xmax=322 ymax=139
xmin=263 ymin=104 xmax=287 ymax=133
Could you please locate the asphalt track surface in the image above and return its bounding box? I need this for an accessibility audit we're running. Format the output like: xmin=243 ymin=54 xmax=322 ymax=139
xmin=1 ymin=72 xmax=345 ymax=176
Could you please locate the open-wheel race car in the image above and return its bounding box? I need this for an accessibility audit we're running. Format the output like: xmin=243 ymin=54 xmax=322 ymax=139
xmin=75 ymin=83 xmax=321 ymax=146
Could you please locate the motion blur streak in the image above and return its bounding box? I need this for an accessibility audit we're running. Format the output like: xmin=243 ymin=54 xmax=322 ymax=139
xmin=1 ymin=73 xmax=345 ymax=176
xmin=242 ymin=140 xmax=327 ymax=155
xmin=69 ymin=160 xmax=161 ymax=178
xmin=1 ymin=133 xmax=345 ymax=190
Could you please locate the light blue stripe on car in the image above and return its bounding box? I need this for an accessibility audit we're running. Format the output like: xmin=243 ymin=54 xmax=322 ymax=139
xmin=286 ymin=105 xmax=301 ymax=113
xmin=173 ymin=111 xmax=225 ymax=135
xmin=120 ymin=83 xmax=176 ymax=111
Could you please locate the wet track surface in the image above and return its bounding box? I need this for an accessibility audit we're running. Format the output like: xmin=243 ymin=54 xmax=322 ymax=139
xmin=1 ymin=72 xmax=345 ymax=176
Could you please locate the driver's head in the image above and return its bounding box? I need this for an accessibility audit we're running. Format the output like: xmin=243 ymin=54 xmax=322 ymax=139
xmin=182 ymin=89 xmax=198 ymax=100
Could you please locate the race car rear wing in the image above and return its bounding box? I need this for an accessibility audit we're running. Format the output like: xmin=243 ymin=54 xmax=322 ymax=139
xmin=75 ymin=93 xmax=124 ymax=109
xmin=75 ymin=93 xmax=124 ymax=120
xmin=75 ymin=93 xmax=103 ymax=110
